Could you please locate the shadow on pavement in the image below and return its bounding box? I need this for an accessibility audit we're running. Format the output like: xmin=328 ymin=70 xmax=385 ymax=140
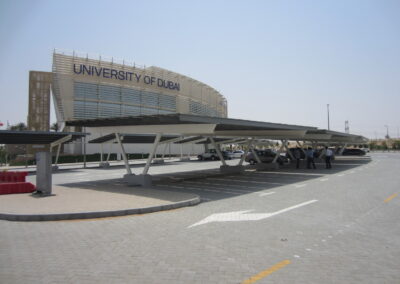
xmin=56 ymin=156 xmax=371 ymax=203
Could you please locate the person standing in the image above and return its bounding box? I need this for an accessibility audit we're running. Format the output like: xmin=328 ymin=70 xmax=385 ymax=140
xmin=325 ymin=146 xmax=333 ymax=169
xmin=306 ymin=147 xmax=316 ymax=169
xmin=293 ymin=147 xmax=301 ymax=169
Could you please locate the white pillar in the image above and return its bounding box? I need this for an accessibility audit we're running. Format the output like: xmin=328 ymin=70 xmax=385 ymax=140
xmin=115 ymin=133 xmax=132 ymax=175
xmin=238 ymin=138 xmax=254 ymax=166
xmin=210 ymin=137 xmax=226 ymax=166
xmin=143 ymin=133 xmax=162 ymax=175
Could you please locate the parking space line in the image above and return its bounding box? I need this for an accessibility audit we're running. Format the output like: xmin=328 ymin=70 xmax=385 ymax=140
xmin=384 ymin=193 xmax=398 ymax=203
xmin=211 ymin=178 xmax=286 ymax=186
xmin=259 ymin=191 xmax=275 ymax=197
xmin=241 ymin=260 xmax=291 ymax=284
xmin=155 ymin=184 xmax=240 ymax=195
xmin=182 ymin=181 xmax=249 ymax=194
xmin=185 ymin=181 xmax=257 ymax=193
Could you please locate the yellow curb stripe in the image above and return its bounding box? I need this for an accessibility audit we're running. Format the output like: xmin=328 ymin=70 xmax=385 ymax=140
xmin=384 ymin=193 xmax=398 ymax=203
xmin=241 ymin=260 xmax=291 ymax=284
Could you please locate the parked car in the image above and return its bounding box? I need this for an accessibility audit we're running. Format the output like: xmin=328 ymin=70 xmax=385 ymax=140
xmin=222 ymin=151 xmax=234 ymax=160
xmin=285 ymin=148 xmax=306 ymax=160
xmin=197 ymin=149 xmax=233 ymax=160
xmin=341 ymin=148 xmax=366 ymax=156
xmin=198 ymin=149 xmax=219 ymax=160
xmin=231 ymin=150 xmax=245 ymax=158
xmin=245 ymin=149 xmax=287 ymax=165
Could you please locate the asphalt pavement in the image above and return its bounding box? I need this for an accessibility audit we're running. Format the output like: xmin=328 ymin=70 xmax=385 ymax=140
xmin=1 ymin=153 xmax=399 ymax=283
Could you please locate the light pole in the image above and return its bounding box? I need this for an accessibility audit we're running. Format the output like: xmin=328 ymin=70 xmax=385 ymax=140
xmin=327 ymin=104 xmax=330 ymax=130
xmin=384 ymin=125 xmax=389 ymax=139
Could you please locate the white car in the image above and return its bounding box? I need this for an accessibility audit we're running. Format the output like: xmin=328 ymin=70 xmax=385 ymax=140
xmin=231 ymin=150 xmax=245 ymax=158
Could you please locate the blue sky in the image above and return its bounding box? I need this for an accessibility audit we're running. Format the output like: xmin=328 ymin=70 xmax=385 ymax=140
xmin=0 ymin=0 xmax=399 ymax=138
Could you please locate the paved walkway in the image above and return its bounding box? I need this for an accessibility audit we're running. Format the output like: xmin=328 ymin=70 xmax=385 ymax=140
xmin=0 ymin=183 xmax=200 ymax=221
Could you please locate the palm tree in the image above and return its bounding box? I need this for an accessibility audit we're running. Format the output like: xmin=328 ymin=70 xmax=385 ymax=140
xmin=50 ymin=122 xmax=59 ymax=132
xmin=9 ymin=122 xmax=27 ymax=131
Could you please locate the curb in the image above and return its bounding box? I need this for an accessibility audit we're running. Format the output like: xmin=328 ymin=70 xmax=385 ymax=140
xmin=0 ymin=196 xmax=201 ymax=222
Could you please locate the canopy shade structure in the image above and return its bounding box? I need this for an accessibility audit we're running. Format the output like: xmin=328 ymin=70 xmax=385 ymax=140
xmin=88 ymin=133 xmax=180 ymax=144
xmin=66 ymin=113 xmax=316 ymax=130
xmin=0 ymin=130 xmax=87 ymax=145
xmin=66 ymin=114 xmax=317 ymax=137
xmin=65 ymin=114 xmax=368 ymax=186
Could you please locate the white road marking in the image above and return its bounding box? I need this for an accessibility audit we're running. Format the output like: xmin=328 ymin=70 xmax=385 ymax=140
xmin=337 ymin=174 xmax=345 ymax=177
xmin=210 ymin=178 xmax=286 ymax=186
xmin=188 ymin=199 xmax=318 ymax=228
xmin=293 ymin=255 xmax=300 ymax=258
xmin=259 ymin=191 xmax=275 ymax=197
xmin=294 ymin=184 xmax=307 ymax=188
xmin=319 ymin=178 xmax=329 ymax=182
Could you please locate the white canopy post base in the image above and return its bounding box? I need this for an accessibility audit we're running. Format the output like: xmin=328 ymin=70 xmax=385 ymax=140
xmin=99 ymin=162 xmax=110 ymax=168
xmin=124 ymin=174 xmax=152 ymax=187
xmin=220 ymin=165 xmax=245 ymax=174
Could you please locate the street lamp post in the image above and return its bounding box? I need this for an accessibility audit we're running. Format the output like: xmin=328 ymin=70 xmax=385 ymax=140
xmin=384 ymin=125 xmax=389 ymax=139
xmin=327 ymin=104 xmax=330 ymax=130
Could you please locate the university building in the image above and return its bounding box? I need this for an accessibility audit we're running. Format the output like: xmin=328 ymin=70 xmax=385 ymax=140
xmin=28 ymin=50 xmax=228 ymax=155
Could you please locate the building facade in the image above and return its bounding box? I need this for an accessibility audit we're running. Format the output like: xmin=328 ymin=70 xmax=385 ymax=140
xmin=52 ymin=50 xmax=227 ymax=130
xmin=44 ymin=50 xmax=228 ymax=155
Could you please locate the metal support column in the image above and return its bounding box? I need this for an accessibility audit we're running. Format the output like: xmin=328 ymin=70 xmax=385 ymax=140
xmin=162 ymin=143 xmax=168 ymax=159
xmin=297 ymin=140 xmax=307 ymax=156
xmin=115 ymin=133 xmax=132 ymax=175
xmin=339 ymin=143 xmax=347 ymax=155
xmin=55 ymin=144 xmax=61 ymax=166
xmin=143 ymin=133 xmax=162 ymax=175
xmin=106 ymin=142 xmax=112 ymax=162
xmin=251 ymin=148 xmax=262 ymax=164
xmin=238 ymin=138 xmax=254 ymax=166
xmin=273 ymin=141 xmax=285 ymax=163
xmin=100 ymin=143 xmax=104 ymax=163
xmin=210 ymin=137 xmax=226 ymax=166
xmin=282 ymin=140 xmax=294 ymax=160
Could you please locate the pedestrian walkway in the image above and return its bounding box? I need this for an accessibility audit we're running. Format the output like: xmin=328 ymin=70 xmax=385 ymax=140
xmin=0 ymin=183 xmax=200 ymax=222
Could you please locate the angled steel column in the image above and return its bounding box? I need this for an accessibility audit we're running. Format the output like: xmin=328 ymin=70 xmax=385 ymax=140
xmin=251 ymin=148 xmax=262 ymax=164
xmin=339 ymin=143 xmax=347 ymax=155
xmin=282 ymin=140 xmax=294 ymax=160
xmin=210 ymin=137 xmax=226 ymax=165
xmin=115 ymin=133 xmax=132 ymax=175
xmin=143 ymin=133 xmax=162 ymax=175
xmin=55 ymin=144 xmax=62 ymax=166
xmin=273 ymin=141 xmax=285 ymax=163
xmin=238 ymin=138 xmax=254 ymax=166
xmin=297 ymin=140 xmax=307 ymax=155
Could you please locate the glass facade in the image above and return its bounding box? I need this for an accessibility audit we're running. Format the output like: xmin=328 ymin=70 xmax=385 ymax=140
xmin=73 ymin=82 xmax=177 ymax=119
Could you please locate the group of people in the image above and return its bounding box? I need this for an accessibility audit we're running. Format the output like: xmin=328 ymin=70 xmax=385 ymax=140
xmin=293 ymin=146 xmax=333 ymax=169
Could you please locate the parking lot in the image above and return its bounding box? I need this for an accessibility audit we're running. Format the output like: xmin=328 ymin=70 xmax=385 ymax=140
xmin=1 ymin=153 xmax=399 ymax=283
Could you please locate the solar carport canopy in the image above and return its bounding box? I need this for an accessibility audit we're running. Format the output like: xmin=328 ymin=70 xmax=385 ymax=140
xmin=66 ymin=113 xmax=317 ymax=138
xmin=0 ymin=130 xmax=86 ymax=144
xmin=89 ymin=133 xmax=180 ymax=144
